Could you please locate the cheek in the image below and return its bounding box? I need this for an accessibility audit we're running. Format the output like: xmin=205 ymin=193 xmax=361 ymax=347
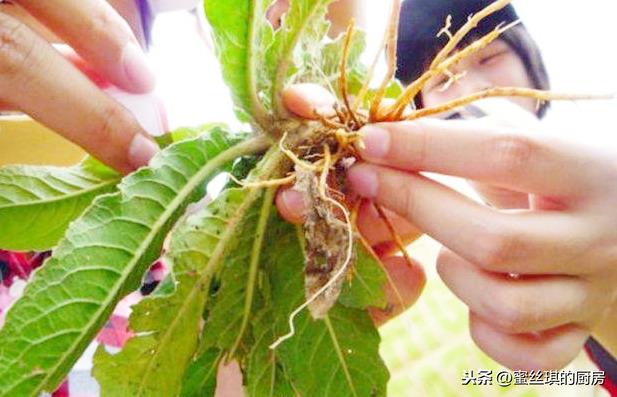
xmin=422 ymin=88 xmax=460 ymax=109
xmin=486 ymin=59 xmax=531 ymax=89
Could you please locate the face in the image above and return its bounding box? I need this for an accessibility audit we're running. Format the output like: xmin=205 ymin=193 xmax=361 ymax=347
xmin=421 ymin=39 xmax=537 ymax=114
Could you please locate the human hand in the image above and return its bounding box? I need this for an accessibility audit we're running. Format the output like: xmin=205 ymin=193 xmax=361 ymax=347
xmin=0 ymin=0 xmax=158 ymax=173
xmin=275 ymin=84 xmax=426 ymax=326
xmin=347 ymin=115 xmax=617 ymax=370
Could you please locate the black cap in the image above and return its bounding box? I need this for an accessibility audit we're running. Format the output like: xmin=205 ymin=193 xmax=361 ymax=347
xmin=396 ymin=0 xmax=520 ymax=84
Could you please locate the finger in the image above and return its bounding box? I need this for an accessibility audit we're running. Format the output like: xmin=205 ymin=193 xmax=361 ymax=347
xmin=437 ymin=248 xmax=591 ymax=333
xmin=0 ymin=14 xmax=159 ymax=173
xmin=15 ymin=0 xmax=155 ymax=93
xmin=356 ymin=200 xmax=422 ymax=254
xmin=355 ymin=118 xmax=606 ymax=198
xmin=369 ymin=256 xmax=426 ymax=327
xmin=276 ymin=189 xmax=423 ymax=253
xmin=469 ymin=313 xmax=589 ymax=371
xmin=275 ymin=188 xmax=305 ymax=225
xmin=347 ymin=163 xmax=593 ymax=275
xmin=282 ymin=83 xmax=337 ymax=119
xmin=215 ymin=360 xmax=244 ymax=397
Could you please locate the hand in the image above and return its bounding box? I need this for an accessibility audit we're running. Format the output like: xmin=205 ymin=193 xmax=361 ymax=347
xmin=347 ymin=115 xmax=617 ymax=370
xmin=0 ymin=0 xmax=158 ymax=173
xmin=275 ymin=84 xmax=427 ymax=326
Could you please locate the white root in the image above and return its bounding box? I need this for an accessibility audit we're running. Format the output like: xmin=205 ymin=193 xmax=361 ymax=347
xmin=269 ymin=195 xmax=354 ymax=350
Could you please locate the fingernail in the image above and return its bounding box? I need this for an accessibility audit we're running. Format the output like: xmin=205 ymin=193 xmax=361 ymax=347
xmin=129 ymin=134 xmax=159 ymax=170
xmin=358 ymin=125 xmax=390 ymax=159
xmin=122 ymin=43 xmax=156 ymax=92
xmin=347 ymin=165 xmax=379 ymax=198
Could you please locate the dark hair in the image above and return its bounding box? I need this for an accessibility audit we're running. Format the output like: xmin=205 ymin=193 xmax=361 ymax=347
xmin=396 ymin=0 xmax=551 ymax=117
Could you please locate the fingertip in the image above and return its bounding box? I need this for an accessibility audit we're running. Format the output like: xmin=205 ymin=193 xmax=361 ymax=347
xmin=347 ymin=163 xmax=379 ymax=198
xmin=383 ymin=256 xmax=426 ymax=303
xmin=282 ymin=83 xmax=337 ymax=119
xmin=370 ymin=255 xmax=426 ymax=326
xmin=275 ymin=188 xmax=306 ymax=224
xmin=128 ymin=133 xmax=159 ymax=171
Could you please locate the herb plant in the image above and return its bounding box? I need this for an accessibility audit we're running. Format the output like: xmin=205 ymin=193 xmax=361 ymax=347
xmin=0 ymin=0 xmax=592 ymax=396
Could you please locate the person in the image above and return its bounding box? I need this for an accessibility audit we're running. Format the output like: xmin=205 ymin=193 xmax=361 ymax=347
xmin=275 ymin=0 xmax=617 ymax=390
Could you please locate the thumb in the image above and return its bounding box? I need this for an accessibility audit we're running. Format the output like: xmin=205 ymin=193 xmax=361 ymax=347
xmin=282 ymin=83 xmax=337 ymax=119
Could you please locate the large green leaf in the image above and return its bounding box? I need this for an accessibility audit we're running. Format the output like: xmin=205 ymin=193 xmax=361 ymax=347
xmin=92 ymin=149 xmax=286 ymax=397
xmin=0 ymin=160 xmax=120 ymax=251
xmin=205 ymin=0 xmax=270 ymax=124
xmin=0 ymin=129 xmax=267 ymax=397
xmin=246 ymin=215 xmax=390 ymax=397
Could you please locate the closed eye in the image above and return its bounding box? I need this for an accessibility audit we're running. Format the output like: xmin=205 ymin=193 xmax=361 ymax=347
xmin=479 ymin=50 xmax=509 ymax=65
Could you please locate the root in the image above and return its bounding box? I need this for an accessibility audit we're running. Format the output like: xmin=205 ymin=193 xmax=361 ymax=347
xmin=350 ymin=6 xmax=389 ymax=113
xmin=382 ymin=0 xmax=514 ymax=120
xmin=431 ymin=0 xmax=514 ymax=69
xmin=369 ymin=0 xmax=402 ymax=122
xmin=373 ymin=204 xmax=415 ymax=269
xmin=227 ymin=173 xmax=296 ymax=189
xmin=436 ymin=15 xmax=453 ymax=40
xmin=405 ymin=87 xmax=614 ymax=120
xmin=269 ymin=187 xmax=354 ymax=350
xmin=339 ymin=20 xmax=360 ymax=127
xmin=447 ymin=20 xmax=519 ymax=68
xmin=279 ymin=132 xmax=320 ymax=171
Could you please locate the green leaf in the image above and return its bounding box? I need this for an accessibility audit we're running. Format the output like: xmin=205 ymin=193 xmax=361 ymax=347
xmin=248 ymin=215 xmax=389 ymax=397
xmin=179 ymin=348 xmax=222 ymax=397
xmin=280 ymin=305 xmax=389 ymax=397
xmin=199 ymin=187 xmax=275 ymax=357
xmin=225 ymin=154 xmax=262 ymax=189
xmin=339 ymin=245 xmax=388 ymax=310
xmin=0 ymin=161 xmax=120 ymax=251
xmin=0 ymin=129 xmax=268 ymax=397
xmin=296 ymin=29 xmax=366 ymax=93
xmin=245 ymin=309 xmax=296 ymax=397
xmin=154 ymin=123 xmax=229 ymax=149
xmin=347 ymin=68 xmax=405 ymax=110
xmin=205 ymin=0 xmax=270 ymax=124
xmin=265 ymin=0 xmax=335 ymax=115
xmin=93 ymin=149 xmax=286 ymax=397
xmin=92 ymin=187 xmax=256 ymax=397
